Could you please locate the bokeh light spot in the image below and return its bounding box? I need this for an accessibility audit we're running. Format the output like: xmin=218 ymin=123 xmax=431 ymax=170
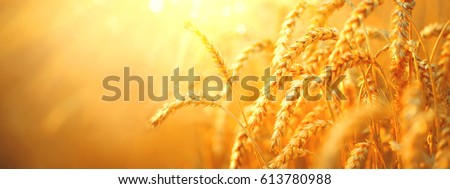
xmin=149 ymin=0 xmax=164 ymax=14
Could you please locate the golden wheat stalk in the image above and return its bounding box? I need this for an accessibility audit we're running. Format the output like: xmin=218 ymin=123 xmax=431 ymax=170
xmin=345 ymin=142 xmax=370 ymax=169
xmin=417 ymin=60 xmax=435 ymax=106
xmin=389 ymin=0 xmax=415 ymax=88
xmin=400 ymin=84 xmax=433 ymax=168
xmin=358 ymin=72 xmax=378 ymax=105
xmin=232 ymin=40 xmax=272 ymax=76
xmin=270 ymin=80 xmax=305 ymax=152
xmin=322 ymin=0 xmax=384 ymax=93
xmin=420 ymin=23 xmax=450 ymax=39
xmin=320 ymin=50 xmax=372 ymax=85
xmin=229 ymin=27 xmax=339 ymax=168
xmin=149 ymin=96 xmax=221 ymax=128
xmin=274 ymin=27 xmax=339 ymax=81
xmin=272 ymin=1 xmax=308 ymax=67
xmin=304 ymin=41 xmax=335 ymax=74
xmin=252 ymin=27 xmax=339 ymax=132
xmin=146 ymin=0 xmax=450 ymax=169
xmin=401 ymin=113 xmax=433 ymax=168
xmin=229 ymin=96 xmax=269 ymax=169
xmin=434 ymin=123 xmax=450 ymax=168
xmin=329 ymin=0 xmax=385 ymax=62
xmin=269 ymin=148 xmax=313 ymax=169
xmin=354 ymin=27 xmax=389 ymax=46
xmin=269 ymin=120 xmax=329 ymax=169
xmin=316 ymin=106 xmax=383 ymax=168
xmin=343 ymin=76 xmax=358 ymax=109
xmin=308 ymin=0 xmax=346 ymax=29
xmin=436 ymin=34 xmax=450 ymax=92
xmin=407 ymin=40 xmax=434 ymax=106
xmin=185 ymin=22 xmax=230 ymax=80
xmin=270 ymin=80 xmax=327 ymax=152
xmin=229 ymin=129 xmax=247 ymax=169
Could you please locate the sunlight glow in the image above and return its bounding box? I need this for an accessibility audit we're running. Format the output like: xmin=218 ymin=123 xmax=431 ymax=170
xmin=149 ymin=0 xmax=164 ymax=14
xmin=190 ymin=0 xmax=202 ymax=19
xmin=235 ymin=24 xmax=247 ymax=34
xmin=233 ymin=1 xmax=247 ymax=14
xmin=222 ymin=6 xmax=232 ymax=17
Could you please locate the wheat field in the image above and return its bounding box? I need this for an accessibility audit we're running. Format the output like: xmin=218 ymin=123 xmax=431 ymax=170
xmin=0 ymin=0 xmax=449 ymax=169
xmin=149 ymin=0 xmax=450 ymax=169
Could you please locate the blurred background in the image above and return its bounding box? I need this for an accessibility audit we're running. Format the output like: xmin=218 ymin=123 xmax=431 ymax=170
xmin=0 ymin=0 xmax=448 ymax=168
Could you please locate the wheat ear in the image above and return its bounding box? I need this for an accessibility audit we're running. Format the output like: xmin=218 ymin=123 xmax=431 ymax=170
xmin=304 ymin=41 xmax=335 ymax=75
xmin=229 ymin=95 xmax=269 ymax=169
xmin=389 ymin=0 xmax=415 ymax=88
xmin=272 ymin=1 xmax=308 ymax=67
xmin=149 ymin=97 xmax=221 ymax=128
xmin=269 ymin=120 xmax=329 ymax=169
xmin=232 ymin=40 xmax=272 ymax=76
xmin=436 ymin=34 xmax=450 ymax=92
xmin=434 ymin=120 xmax=450 ymax=168
xmin=355 ymin=27 xmax=389 ymax=46
xmin=329 ymin=0 xmax=385 ymax=62
xmin=319 ymin=50 xmax=372 ymax=86
xmin=185 ymin=22 xmax=230 ymax=80
xmin=345 ymin=142 xmax=370 ymax=169
xmin=420 ymin=23 xmax=450 ymax=39
xmin=270 ymin=80 xmax=304 ymax=152
xmin=407 ymin=40 xmax=435 ymax=106
xmin=400 ymin=84 xmax=433 ymax=168
xmin=322 ymin=0 xmax=384 ymax=89
xmin=316 ymin=106 xmax=383 ymax=168
xmin=358 ymin=71 xmax=378 ymax=105
xmin=274 ymin=27 xmax=339 ymax=81
xmin=229 ymin=27 xmax=339 ymax=168
xmin=308 ymin=0 xmax=346 ymax=29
